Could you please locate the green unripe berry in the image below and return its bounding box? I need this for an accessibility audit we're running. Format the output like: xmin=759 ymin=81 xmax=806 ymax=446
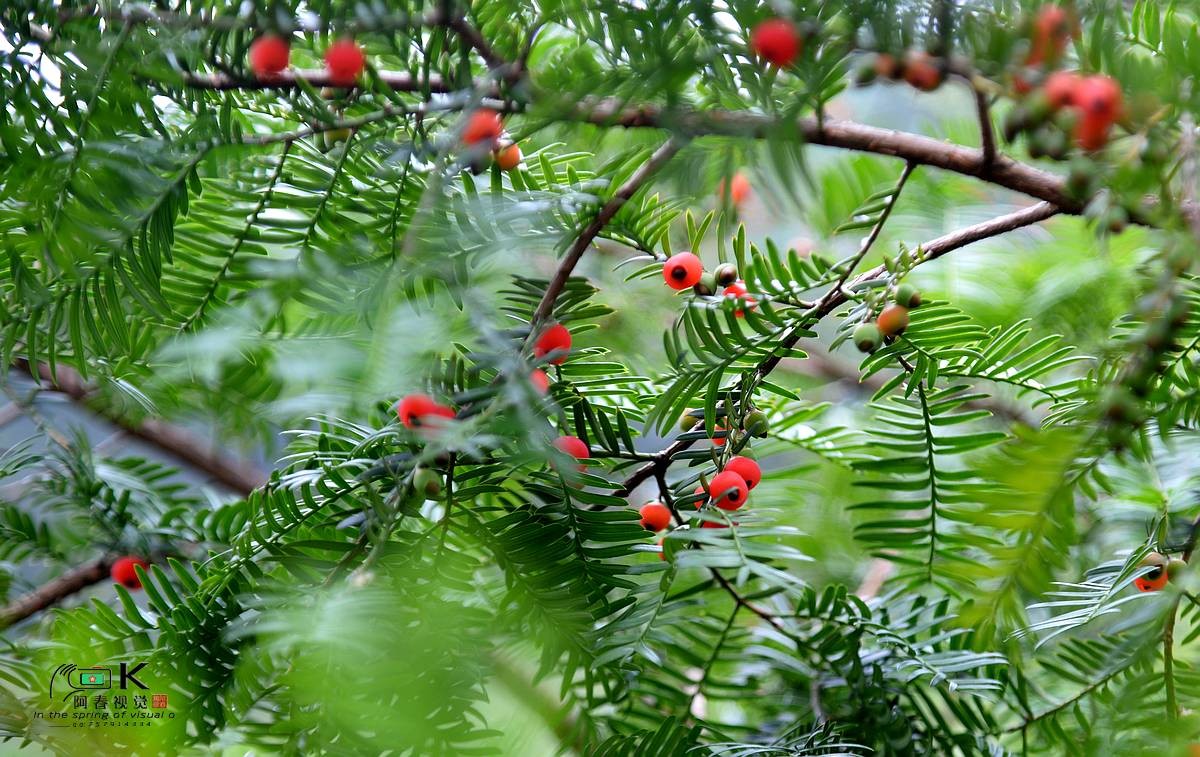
xmin=743 ymin=410 xmax=769 ymax=438
xmin=1101 ymin=387 xmax=1139 ymax=424
xmin=893 ymin=284 xmax=921 ymax=309
xmin=1002 ymin=106 xmax=1029 ymax=144
xmin=1053 ymin=108 xmax=1078 ymax=136
xmin=1066 ymin=159 xmax=1096 ymax=199
xmin=1024 ymin=92 xmax=1052 ymax=127
xmin=693 ymin=272 xmax=717 ymax=296
xmin=854 ymin=60 xmax=879 ymax=86
xmin=1139 ymin=136 xmax=1169 ymax=165
xmin=852 ymin=322 xmax=883 ymax=353
xmin=1103 ymin=206 xmax=1128 ymax=234
xmin=714 ymin=263 xmax=739 ymax=287
xmin=414 ymin=467 xmax=442 ymax=498
xmin=1041 ymin=128 xmax=1069 ymax=161
xmin=679 ymin=410 xmax=699 ymax=433
xmin=1167 ymin=557 xmax=1187 ymax=581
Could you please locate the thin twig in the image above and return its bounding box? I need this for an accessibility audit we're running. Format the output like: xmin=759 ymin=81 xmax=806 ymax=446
xmin=1164 ymin=596 xmax=1179 ymax=720
xmin=973 ymin=83 xmax=997 ymax=167
xmin=529 ymin=136 xmax=685 ymax=327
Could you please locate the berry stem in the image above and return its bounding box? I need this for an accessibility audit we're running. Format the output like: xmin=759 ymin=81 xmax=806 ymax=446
xmin=1164 ymin=597 xmax=1179 ymax=720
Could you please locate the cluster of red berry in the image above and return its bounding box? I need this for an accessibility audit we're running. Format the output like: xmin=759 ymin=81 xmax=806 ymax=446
xmin=249 ymin=34 xmax=366 ymax=86
xmin=1005 ymin=5 xmax=1122 ymax=155
xmin=639 ymin=455 xmax=762 ymax=559
xmin=392 ymin=324 xmax=572 ymax=481
xmin=461 ymin=108 xmax=523 ymax=171
xmin=852 ymin=284 xmax=922 ymax=353
xmin=855 ymin=50 xmax=945 ymax=92
xmin=250 ymin=36 xmax=522 ymax=170
xmin=661 ymin=256 xmax=757 ymax=317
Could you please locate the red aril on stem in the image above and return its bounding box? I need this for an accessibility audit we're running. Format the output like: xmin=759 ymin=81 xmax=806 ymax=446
xmin=662 ymin=252 xmax=703 ymax=290
xmin=750 ymin=18 xmax=801 ymax=67
xmin=534 ymin=324 xmax=572 ymax=365
xmin=463 ymin=108 xmax=504 ymax=147
xmin=1043 ymin=70 xmax=1080 ymax=110
xmin=639 ymin=502 xmax=672 ymax=531
xmin=708 ymin=471 xmax=749 ymax=511
xmin=249 ymin=35 xmax=290 ymax=77
xmin=111 ymin=556 xmax=149 ymax=590
xmin=529 ymin=368 xmax=550 ymax=394
xmin=723 ymin=281 xmax=757 ymax=317
xmin=397 ymin=393 xmax=455 ymax=429
xmin=495 ymin=143 xmax=521 ymax=170
xmin=325 ymin=39 xmax=365 ymax=86
xmin=1073 ymin=75 xmax=1122 ymax=151
xmin=724 ymin=456 xmax=762 ymax=490
xmin=1134 ymin=565 xmax=1169 ymax=592
xmin=877 ymin=304 xmax=910 ymax=337
xmin=902 ymin=51 xmax=942 ymax=91
xmin=717 ymin=173 xmax=752 ymax=205
xmin=1028 ymin=4 xmax=1075 ymax=66
xmin=553 ymin=435 xmax=590 ymax=471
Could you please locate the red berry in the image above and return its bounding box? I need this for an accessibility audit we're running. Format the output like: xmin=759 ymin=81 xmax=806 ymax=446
xmin=657 ymin=537 xmax=667 ymax=561
xmin=639 ymin=501 xmax=672 ymax=531
xmin=249 ymin=35 xmax=290 ymax=77
xmin=902 ymin=51 xmax=942 ymax=92
xmin=876 ymin=304 xmax=910 ymax=337
xmin=702 ymin=517 xmax=730 ymax=529
xmin=718 ymin=173 xmax=752 ymax=205
xmin=111 ymin=556 xmax=149 ymax=590
xmin=1072 ymin=75 xmax=1122 ymax=150
xmin=1075 ymin=75 xmax=1122 ymax=120
xmin=495 ymin=143 xmax=521 ymax=170
xmin=397 ymin=393 xmax=455 ymax=429
xmin=533 ymin=323 xmax=572 ymax=365
xmin=324 ymin=39 xmax=365 ymax=86
xmin=723 ymin=281 xmax=757 ymax=317
xmin=693 ymin=484 xmax=708 ymax=507
xmin=724 ymin=456 xmax=762 ymax=490
xmin=530 ymin=368 xmax=550 ymax=394
xmin=1134 ymin=566 xmax=1168 ymax=592
xmin=750 ymin=18 xmax=801 ymax=67
xmin=708 ymin=471 xmax=749 ymax=511
xmin=711 ymin=422 xmax=728 ymax=447
xmin=663 ymin=252 xmax=703 ymax=290
xmin=553 ymin=435 xmax=590 ymax=471
xmin=874 ymin=53 xmax=902 ymax=80
xmin=463 ymin=108 xmax=504 ymax=146
xmin=1028 ymin=5 xmax=1075 ymax=66
xmin=1043 ymin=70 xmax=1080 ymax=110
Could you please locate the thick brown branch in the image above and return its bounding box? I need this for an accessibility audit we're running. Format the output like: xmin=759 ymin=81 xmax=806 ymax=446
xmin=563 ymin=99 xmax=1079 ymax=211
xmin=17 ymin=360 xmax=265 ymax=495
xmin=530 ymin=136 xmax=685 ymax=326
xmin=0 ymin=557 xmax=110 ymax=628
xmin=159 ymin=64 xmax=1079 ymax=217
